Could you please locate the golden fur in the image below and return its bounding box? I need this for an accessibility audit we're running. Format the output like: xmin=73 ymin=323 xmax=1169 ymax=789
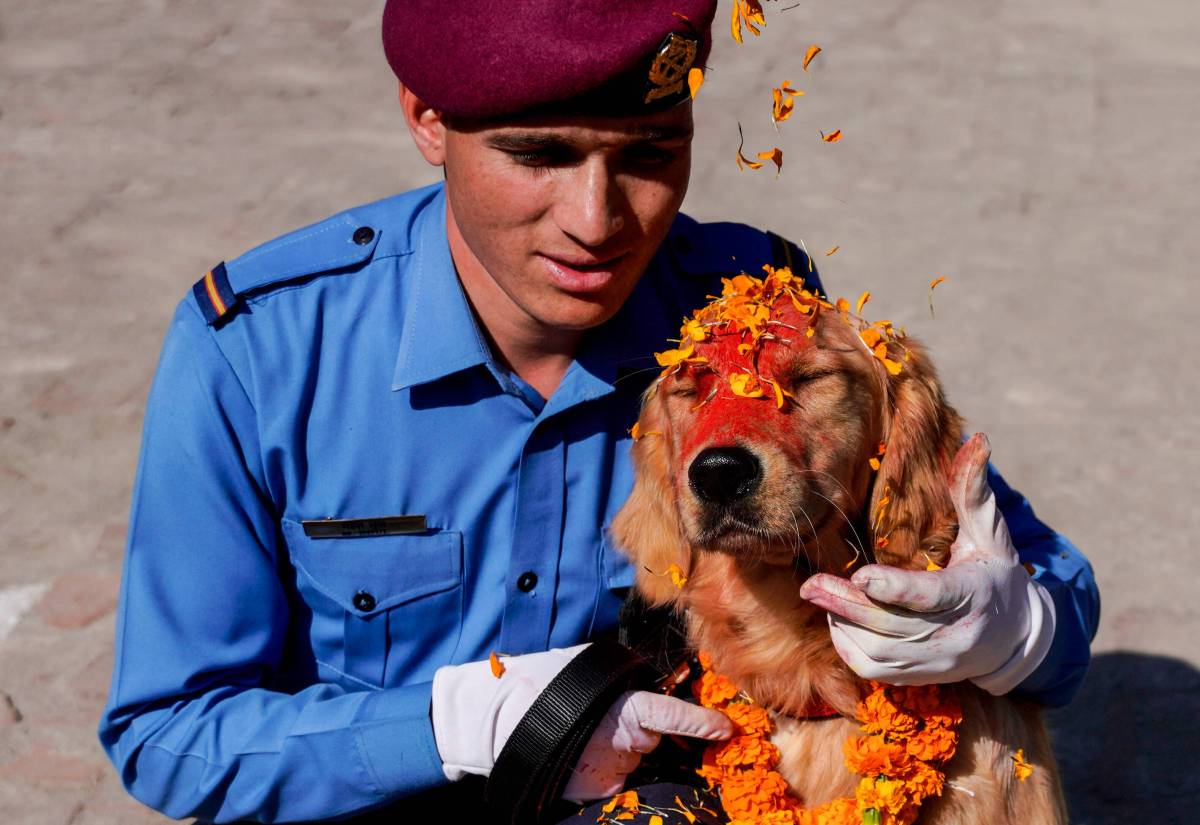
xmin=611 ymin=305 xmax=1067 ymax=823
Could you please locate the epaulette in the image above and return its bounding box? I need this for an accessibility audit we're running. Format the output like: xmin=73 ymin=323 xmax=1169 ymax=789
xmin=192 ymin=213 xmax=382 ymax=326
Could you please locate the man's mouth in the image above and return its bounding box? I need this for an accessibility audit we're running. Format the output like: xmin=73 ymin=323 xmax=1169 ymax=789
xmin=539 ymin=252 xmax=629 ymax=294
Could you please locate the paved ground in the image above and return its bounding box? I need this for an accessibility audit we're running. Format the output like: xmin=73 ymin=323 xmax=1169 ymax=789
xmin=1 ymin=1 xmax=1196 ymax=822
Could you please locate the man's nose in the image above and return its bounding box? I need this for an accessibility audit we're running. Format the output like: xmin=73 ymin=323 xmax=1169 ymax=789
xmin=558 ymin=159 xmax=625 ymax=248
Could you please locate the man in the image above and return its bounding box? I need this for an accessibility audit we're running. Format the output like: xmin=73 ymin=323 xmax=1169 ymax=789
xmin=100 ymin=2 xmax=1098 ymax=822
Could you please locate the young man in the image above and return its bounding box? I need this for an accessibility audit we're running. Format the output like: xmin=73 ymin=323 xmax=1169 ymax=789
xmin=100 ymin=2 xmax=1098 ymax=822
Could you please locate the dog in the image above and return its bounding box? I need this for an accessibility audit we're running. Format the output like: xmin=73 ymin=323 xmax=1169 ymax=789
xmin=610 ymin=271 xmax=1067 ymax=823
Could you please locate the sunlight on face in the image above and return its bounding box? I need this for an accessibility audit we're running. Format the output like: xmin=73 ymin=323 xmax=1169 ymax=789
xmin=442 ymin=104 xmax=694 ymax=335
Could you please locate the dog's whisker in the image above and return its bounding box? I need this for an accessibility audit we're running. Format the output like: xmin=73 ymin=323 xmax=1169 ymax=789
xmin=806 ymin=489 xmax=870 ymax=564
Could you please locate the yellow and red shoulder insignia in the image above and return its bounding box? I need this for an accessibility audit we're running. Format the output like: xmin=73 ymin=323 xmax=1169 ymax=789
xmin=192 ymin=262 xmax=238 ymax=325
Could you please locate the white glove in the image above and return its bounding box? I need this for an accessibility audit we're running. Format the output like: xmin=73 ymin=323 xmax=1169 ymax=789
xmin=431 ymin=645 xmax=732 ymax=802
xmin=563 ymin=689 xmax=732 ymax=802
xmin=798 ymin=433 xmax=1056 ymax=694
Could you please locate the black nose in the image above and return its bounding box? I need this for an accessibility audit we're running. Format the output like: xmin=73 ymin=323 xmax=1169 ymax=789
xmin=688 ymin=447 xmax=762 ymax=504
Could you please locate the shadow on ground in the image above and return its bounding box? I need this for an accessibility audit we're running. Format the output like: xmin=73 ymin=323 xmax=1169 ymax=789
xmin=1048 ymin=651 xmax=1200 ymax=824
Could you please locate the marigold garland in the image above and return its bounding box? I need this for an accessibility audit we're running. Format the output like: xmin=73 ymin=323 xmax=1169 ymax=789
xmin=693 ymin=652 xmax=962 ymax=825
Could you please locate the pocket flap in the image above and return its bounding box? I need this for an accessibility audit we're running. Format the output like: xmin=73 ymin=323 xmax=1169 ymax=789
xmin=602 ymin=535 xmax=637 ymax=591
xmin=281 ymin=518 xmax=462 ymax=617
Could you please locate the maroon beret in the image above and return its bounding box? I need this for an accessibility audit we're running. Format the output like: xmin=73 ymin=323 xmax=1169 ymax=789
xmin=382 ymin=0 xmax=717 ymax=119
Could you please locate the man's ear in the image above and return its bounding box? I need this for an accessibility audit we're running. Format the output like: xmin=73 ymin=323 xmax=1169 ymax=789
xmin=398 ymin=83 xmax=447 ymax=167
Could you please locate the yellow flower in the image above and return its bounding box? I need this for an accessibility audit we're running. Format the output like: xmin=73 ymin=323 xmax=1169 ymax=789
xmin=1012 ymin=748 xmax=1034 ymax=782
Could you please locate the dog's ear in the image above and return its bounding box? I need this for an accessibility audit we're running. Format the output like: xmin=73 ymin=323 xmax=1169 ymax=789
xmin=868 ymin=338 xmax=963 ymax=569
xmin=610 ymin=387 xmax=690 ymax=606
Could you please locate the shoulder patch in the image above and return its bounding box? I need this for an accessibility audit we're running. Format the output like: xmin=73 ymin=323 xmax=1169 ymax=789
xmin=192 ymin=212 xmax=383 ymax=326
xmin=192 ymin=263 xmax=238 ymax=326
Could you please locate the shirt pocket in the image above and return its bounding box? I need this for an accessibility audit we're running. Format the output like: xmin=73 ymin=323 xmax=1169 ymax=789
xmin=280 ymin=518 xmax=464 ymax=689
xmin=590 ymin=533 xmax=637 ymax=637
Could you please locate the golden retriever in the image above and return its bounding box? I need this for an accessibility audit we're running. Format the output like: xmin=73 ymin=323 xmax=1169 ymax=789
xmin=611 ymin=275 xmax=1067 ymax=824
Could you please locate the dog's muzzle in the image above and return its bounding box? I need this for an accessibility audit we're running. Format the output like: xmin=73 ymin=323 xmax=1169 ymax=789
xmin=688 ymin=446 xmax=762 ymax=505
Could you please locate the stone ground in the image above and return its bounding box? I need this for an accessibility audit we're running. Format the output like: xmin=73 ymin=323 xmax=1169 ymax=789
xmin=1 ymin=0 xmax=1196 ymax=822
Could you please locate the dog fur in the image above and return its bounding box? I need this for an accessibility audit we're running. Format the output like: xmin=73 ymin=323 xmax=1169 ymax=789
xmin=611 ymin=296 xmax=1067 ymax=823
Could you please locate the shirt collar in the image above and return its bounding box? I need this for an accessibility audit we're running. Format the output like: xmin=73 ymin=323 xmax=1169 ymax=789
xmin=391 ymin=187 xmax=493 ymax=392
xmin=390 ymin=186 xmax=677 ymax=413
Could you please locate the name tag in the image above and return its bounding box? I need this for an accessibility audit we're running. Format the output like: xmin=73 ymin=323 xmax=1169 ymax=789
xmin=300 ymin=515 xmax=428 ymax=539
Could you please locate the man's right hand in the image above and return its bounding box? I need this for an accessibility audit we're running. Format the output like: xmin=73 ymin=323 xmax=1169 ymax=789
xmin=430 ymin=645 xmax=732 ymax=803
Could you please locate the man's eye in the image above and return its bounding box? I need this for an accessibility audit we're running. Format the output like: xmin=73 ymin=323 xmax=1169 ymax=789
xmin=625 ymin=145 xmax=678 ymax=167
xmin=507 ymin=149 xmax=571 ymax=168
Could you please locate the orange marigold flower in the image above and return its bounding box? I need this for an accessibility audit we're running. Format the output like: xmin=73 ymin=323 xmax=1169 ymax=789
xmin=694 ymin=670 xmax=739 ymax=707
xmin=725 ymin=702 xmax=773 ymax=736
xmin=843 ymin=733 xmax=908 ymax=777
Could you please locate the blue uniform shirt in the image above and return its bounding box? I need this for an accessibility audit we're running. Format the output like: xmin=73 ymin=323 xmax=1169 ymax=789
xmin=100 ymin=183 xmax=1098 ymax=822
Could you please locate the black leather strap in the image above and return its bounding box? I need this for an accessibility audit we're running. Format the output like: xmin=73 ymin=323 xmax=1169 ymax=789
xmin=485 ymin=640 xmax=655 ymax=825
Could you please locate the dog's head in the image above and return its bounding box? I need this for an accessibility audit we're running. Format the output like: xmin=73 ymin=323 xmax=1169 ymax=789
xmin=613 ymin=272 xmax=963 ymax=604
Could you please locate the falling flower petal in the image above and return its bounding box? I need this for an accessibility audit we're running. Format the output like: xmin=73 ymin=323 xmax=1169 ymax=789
xmin=928 ymin=276 xmax=947 ymax=317
xmin=825 ymin=245 xmax=840 ymax=256
xmin=856 ymin=290 xmax=871 ymax=314
xmin=757 ymin=147 xmax=784 ymax=176
xmin=821 ymin=129 xmax=843 ymax=143
xmin=489 ymin=651 xmax=505 ymax=678
xmin=803 ymin=44 xmax=822 ymax=72
xmin=688 ymin=67 xmax=705 ymax=99
xmin=735 ymin=124 xmax=764 ymax=171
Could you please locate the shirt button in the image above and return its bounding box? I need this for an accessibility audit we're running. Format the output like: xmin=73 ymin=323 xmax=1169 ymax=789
xmin=352 ymin=226 xmax=375 ymax=246
xmin=352 ymin=590 xmax=376 ymax=612
xmin=517 ymin=572 xmax=538 ymax=593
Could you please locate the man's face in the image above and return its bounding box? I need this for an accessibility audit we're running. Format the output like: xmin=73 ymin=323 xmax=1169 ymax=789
xmin=441 ymin=104 xmax=694 ymax=334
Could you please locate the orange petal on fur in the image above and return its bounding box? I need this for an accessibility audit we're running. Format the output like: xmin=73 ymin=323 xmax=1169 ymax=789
xmin=629 ymin=421 xmax=641 ymax=440
xmin=1012 ymin=749 xmax=1034 ymax=781
xmin=860 ymin=328 xmax=882 ymax=348
xmin=882 ymin=358 xmax=903 ymax=375
xmin=821 ymin=129 xmax=843 ymax=143
xmin=803 ymin=44 xmax=822 ymax=71
xmin=923 ymin=553 xmax=945 ymax=572
xmin=729 ymin=372 xmax=765 ymax=398
xmin=489 ymin=651 xmax=505 ymax=678
xmin=869 ymin=457 xmax=881 ymax=471
xmin=655 ymin=341 xmax=694 ymax=367
xmin=688 ymin=67 xmax=705 ymax=99
xmin=806 ymin=326 xmax=816 ymax=338
xmin=667 ymin=563 xmax=689 ymax=589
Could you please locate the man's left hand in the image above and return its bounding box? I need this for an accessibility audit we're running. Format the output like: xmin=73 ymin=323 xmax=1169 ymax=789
xmin=799 ymin=433 xmax=1056 ymax=694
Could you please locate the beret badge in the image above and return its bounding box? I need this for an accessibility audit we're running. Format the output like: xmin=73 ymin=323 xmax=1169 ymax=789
xmin=644 ymin=32 xmax=700 ymax=104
